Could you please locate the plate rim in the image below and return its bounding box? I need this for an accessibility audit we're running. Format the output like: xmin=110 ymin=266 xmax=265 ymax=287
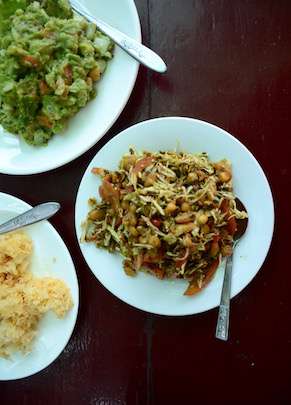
xmin=0 ymin=191 xmax=79 ymax=381
xmin=0 ymin=0 xmax=142 ymax=176
xmin=75 ymin=116 xmax=275 ymax=316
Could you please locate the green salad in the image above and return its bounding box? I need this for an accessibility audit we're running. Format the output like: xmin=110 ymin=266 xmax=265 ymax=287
xmin=0 ymin=0 xmax=114 ymax=145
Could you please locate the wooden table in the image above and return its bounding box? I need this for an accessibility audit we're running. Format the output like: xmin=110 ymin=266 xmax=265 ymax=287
xmin=1 ymin=1 xmax=290 ymax=403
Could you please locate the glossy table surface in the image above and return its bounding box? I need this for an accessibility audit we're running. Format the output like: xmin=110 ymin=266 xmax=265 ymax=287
xmin=1 ymin=1 xmax=290 ymax=403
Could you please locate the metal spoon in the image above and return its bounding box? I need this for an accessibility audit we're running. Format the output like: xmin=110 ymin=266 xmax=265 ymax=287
xmin=70 ymin=0 xmax=167 ymax=73
xmin=215 ymin=198 xmax=248 ymax=341
xmin=0 ymin=202 xmax=60 ymax=235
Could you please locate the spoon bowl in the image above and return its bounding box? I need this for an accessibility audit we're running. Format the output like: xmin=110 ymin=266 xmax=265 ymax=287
xmin=234 ymin=198 xmax=249 ymax=241
xmin=0 ymin=202 xmax=60 ymax=235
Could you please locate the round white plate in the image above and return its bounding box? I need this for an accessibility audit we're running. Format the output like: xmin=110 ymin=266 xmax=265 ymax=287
xmin=0 ymin=0 xmax=141 ymax=175
xmin=0 ymin=192 xmax=79 ymax=380
xmin=75 ymin=117 xmax=274 ymax=316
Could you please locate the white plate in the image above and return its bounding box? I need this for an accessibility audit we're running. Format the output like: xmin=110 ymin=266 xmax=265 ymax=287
xmin=75 ymin=117 xmax=274 ymax=316
xmin=0 ymin=192 xmax=79 ymax=380
xmin=0 ymin=0 xmax=141 ymax=175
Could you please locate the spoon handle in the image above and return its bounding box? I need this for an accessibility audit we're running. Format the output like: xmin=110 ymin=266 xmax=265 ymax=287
xmin=215 ymin=249 xmax=235 ymax=341
xmin=0 ymin=203 xmax=60 ymax=235
xmin=70 ymin=0 xmax=167 ymax=73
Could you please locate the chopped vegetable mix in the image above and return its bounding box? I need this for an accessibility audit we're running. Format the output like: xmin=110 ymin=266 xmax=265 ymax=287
xmin=0 ymin=0 xmax=114 ymax=145
xmin=83 ymin=148 xmax=248 ymax=295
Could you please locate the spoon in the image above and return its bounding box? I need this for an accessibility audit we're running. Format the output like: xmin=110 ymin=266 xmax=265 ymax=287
xmin=0 ymin=202 xmax=60 ymax=235
xmin=70 ymin=0 xmax=167 ymax=73
xmin=215 ymin=198 xmax=248 ymax=341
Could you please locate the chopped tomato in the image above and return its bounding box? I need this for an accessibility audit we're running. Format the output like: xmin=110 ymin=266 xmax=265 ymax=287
xmin=115 ymin=217 xmax=122 ymax=228
xmin=134 ymin=253 xmax=144 ymax=271
xmin=152 ymin=267 xmax=165 ymax=279
xmin=209 ymin=234 xmax=220 ymax=257
xmin=91 ymin=167 xmax=106 ymax=176
xmin=126 ymin=186 xmax=134 ymax=193
xmin=22 ymin=55 xmax=39 ymax=68
xmin=184 ymin=258 xmax=219 ymax=295
xmin=220 ymin=198 xmax=229 ymax=214
xmin=99 ymin=179 xmax=120 ymax=208
xmin=37 ymin=115 xmax=52 ymax=128
xmin=143 ymin=251 xmax=164 ymax=265
xmin=39 ymin=80 xmax=49 ymax=95
xmin=175 ymin=258 xmax=187 ymax=269
xmin=132 ymin=156 xmax=154 ymax=174
xmin=212 ymin=234 xmax=220 ymax=243
xmin=227 ymin=216 xmax=237 ymax=236
xmin=210 ymin=242 xmax=219 ymax=258
xmin=63 ymin=65 xmax=73 ymax=84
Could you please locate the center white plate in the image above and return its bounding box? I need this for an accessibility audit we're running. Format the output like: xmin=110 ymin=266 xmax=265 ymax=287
xmin=0 ymin=0 xmax=141 ymax=175
xmin=0 ymin=192 xmax=79 ymax=380
xmin=75 ymin=117 xmax=274 ymax=316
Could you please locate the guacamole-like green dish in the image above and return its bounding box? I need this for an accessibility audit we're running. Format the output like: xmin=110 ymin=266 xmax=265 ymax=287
xmin=0 ymin=0 xmax=113 ymax=145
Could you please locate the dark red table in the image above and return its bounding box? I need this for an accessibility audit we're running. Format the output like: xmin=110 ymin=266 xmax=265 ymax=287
xmin=1 ymin=1 xmax=291 ymax=403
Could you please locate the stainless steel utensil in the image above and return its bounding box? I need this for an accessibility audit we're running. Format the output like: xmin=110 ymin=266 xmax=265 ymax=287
xmin=70 ymin=0 xmax=167 ymax=73
xmin=215 ymin=198 xmax=248 ymax=341
xmin=0 ymin=202 xmax=60 ymax=235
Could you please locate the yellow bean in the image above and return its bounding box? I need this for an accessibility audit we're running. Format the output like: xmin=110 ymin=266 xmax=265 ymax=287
xmin=165 ymin=202 xmax=177 ymax=215
xmin=181 ymin=202 xmax=191 ymax=212
xmin=144 ymin=174 xmax=156 ymax=187
xmin=201 ymin=224 xmax=210 ymax=234
xmin=139 ymin=236 xmax=148 ymax=244
xmin=89 ymin=209 xmax=105 ymax=221
xmin=218 ymin=170 xmax=232 ymax=183
xmin=148 ymin=235 xmax=161 ymax=248
xmin=183 ymin=233 xmax=193 ymax=248
xmin=129 ymin=214 xmax=137 ymax=226
xmin=187 ymin=172 xmax=198 ymax=183
xmin=121 ymin=200 xmax=130 ymax=210
xmin=129 ymin=204 xmax=136 ymax=213
xmin=174 ymin=223 xmax=196 ymax=236
xmin=137 ymin=226 xmax=144 ymax=234
xmin=129 ymin=226 xmax=139 ymax=237
xmin=197 ymin=213 xmax=208 ymax=225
